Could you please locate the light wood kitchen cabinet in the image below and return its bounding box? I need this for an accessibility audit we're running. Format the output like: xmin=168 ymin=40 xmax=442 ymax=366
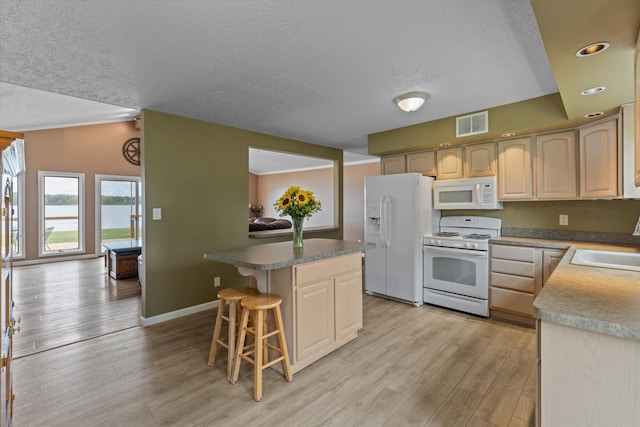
xmin=296 ymin=278 xmax=334 ymax=361
xmin=497 ymin=137 xmax=533 ymax=200
xmin=465 ymin=142 xmax=496 ymax=177
xmin=490 ymin=245 xmax=538 ymax=323
xmin=381 ymin=155 xmax=405 ymax=175
xmin=289 ymin=253 xmax=363 ymax=370
xmin=535 ymin=131 xmax=577 ymax=199
xmin=636 ymin=106 xmax=640 ymax=186
xmin=542 ymin=249 xmax=565 ymax=285
xmin=490 ymin=244 xmax=566 ymax=325
xmin=406 ymin=150 xmax=437 ymax=176
xmin=579 ymin=119 xmax=618 ymax=198
xmin=436 ymin=146 xmax=464 ymax=179
xmin=635 ymin=48 xmax=640 ymax=187
xmin=382 ymin=151 xmax=437 ymax=176
xmin=334 ymin=271 xmax=363 ymax=340
xmin=538 ymin=320 xmax=640 ymax=426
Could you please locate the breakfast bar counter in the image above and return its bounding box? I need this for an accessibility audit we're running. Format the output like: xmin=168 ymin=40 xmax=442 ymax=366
xmin=204 ymin=238 xmax=365 ymax=373
xmin=204 ymin=238 xmax=365 ymax=272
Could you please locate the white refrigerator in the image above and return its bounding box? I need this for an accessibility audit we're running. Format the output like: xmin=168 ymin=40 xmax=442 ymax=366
xmin=364 ymin=173 xmax=440 ymax=306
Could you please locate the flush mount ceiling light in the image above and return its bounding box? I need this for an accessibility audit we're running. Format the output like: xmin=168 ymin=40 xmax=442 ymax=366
xmin=580 ymin=86 xmax=606 ymax=95
xmin=585 ymin=112 xmax=604 ymax=118
xmin=576 ymin=42 xmax=610 ymax=57
xmin=394 ymin=92 xmax=428 ymax=112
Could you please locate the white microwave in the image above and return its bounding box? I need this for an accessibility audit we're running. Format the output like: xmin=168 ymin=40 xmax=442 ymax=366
xmin=433 ymin=176 xmax=503 ymax=210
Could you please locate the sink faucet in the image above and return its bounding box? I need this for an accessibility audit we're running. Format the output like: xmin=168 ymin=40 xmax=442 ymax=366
xmin=634 ymin=216 xmax=640 ymax=236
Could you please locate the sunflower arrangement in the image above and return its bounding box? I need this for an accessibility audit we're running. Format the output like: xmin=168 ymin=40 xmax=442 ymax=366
xmin=274 ymin=186 xmax=322 ymax=218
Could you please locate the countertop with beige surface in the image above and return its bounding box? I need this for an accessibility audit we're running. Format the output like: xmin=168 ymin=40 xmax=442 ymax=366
xmin=491 ymin=236 xmax=640 ymax=341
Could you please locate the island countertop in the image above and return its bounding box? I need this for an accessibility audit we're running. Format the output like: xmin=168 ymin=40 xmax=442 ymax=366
xmin=204 ymin=238 xmax=365 ymax=270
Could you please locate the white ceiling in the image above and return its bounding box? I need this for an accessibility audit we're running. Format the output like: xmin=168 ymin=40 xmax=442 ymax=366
xmin=0 ymin=0 xmax=558 ymax=163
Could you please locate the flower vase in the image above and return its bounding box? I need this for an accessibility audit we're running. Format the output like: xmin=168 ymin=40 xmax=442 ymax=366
xmin=291 ymin=215 xmax=304 ymax=248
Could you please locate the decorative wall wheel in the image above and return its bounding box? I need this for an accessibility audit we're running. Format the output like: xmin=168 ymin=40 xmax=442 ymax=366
xmin=122 ymin=137 xmax=141 ymax=166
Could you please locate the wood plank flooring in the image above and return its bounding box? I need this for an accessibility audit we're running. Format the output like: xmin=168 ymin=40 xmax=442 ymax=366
xmin=12 ymin=259 xmax=536 ymax=426
xmin=13 ymin=258 xmax=141 ymax=357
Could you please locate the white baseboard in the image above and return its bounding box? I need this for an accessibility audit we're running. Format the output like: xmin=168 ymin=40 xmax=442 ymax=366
xmin=13 ymin=253 xmax=99 ymax=266
xmin=141 ymin=300 xmax=219 ymax=327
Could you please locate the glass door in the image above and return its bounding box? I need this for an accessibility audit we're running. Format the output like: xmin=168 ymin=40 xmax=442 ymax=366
xmin=38 ymin=171 xmax=85 ymax=256
xmin=96 ymin=176 xmax=141 ymax=254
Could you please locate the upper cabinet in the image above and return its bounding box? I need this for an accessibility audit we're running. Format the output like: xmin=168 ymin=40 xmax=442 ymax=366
xmin=620 ymin=104 xmax=640 ymax=198
xmin=535 ymin=131 xmax=577 ymax=199
xmin=465 ymin=142 xmax=496 ymax=177
xmin=381 ymin=116 xmax=628 ymax=202
xmin=406 ymin=150 xmax=437 ymax=176
xmin=579 ymin=119 xmax=618 ymax=198
xmin=436 ymin=146 xmax=464 ymax=179
xmin=635 ymin=40 xmax=640 ymax=187
xmin=380 ymin=155 xmax=405 ymax=175
xmin=381 ymin=150 xmax=437 ymax=176
xmin=498 ymin=137 xmax=533 ymax=200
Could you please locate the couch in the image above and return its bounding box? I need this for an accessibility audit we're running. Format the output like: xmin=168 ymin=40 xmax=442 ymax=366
xmin=249 ymin=217 xmax=292 ymax=232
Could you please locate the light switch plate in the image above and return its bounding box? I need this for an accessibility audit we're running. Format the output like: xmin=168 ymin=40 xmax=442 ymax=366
xmin=152 ymin=208 xmax=162 ymax=220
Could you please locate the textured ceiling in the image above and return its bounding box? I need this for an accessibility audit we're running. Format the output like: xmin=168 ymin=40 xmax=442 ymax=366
xmin=0 ymin=0 xmax=558 ymax=158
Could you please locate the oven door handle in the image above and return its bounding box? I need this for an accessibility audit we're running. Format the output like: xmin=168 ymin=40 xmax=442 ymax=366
xmin=423 ymin=246 xmax=488 ymax=258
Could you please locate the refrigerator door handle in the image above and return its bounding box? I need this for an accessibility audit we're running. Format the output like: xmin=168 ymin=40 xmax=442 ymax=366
xmin=380 ymin=196 xmax=391 ymax=248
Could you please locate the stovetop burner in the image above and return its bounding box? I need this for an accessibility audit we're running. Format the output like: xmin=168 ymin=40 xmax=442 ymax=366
xmin=433 ymin=232 xmax=460 ymax=237
xmin=464 ymin=233 xmax=492 ymax=240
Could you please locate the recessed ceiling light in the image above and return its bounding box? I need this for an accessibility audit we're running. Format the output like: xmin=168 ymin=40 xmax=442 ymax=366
xmin=580 ymin=86 xmax=605 ymax=96
xmin=585 ymin=112 xmax=604 ymax=118
xmin=439 ymin=143 xmax=451 ymax=147
xmin=501 ymin=132 xmax=516 ymax=137
xmin=576 ymin=42 xmax=610 ymax=57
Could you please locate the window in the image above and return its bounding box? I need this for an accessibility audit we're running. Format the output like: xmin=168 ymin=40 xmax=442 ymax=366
xmin=38 ymin=171 xmax=85 ymax=256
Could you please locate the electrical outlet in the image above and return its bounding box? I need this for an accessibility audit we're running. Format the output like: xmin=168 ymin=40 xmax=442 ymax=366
xmin=214 ymin=276 xmax=221 ymax=287
xmin=559 ymin=214 xmax=569 ymax=226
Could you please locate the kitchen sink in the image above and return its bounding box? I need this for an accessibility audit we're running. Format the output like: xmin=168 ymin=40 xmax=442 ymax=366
xmin=571 ymin=249 xmax=640 ymax=272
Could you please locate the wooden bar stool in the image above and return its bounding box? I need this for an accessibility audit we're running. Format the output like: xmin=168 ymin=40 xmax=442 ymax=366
xmin=208 ymin=287 xmax=258 ymax=381
xmin=230 ymin=294 xmax=292 ymax=401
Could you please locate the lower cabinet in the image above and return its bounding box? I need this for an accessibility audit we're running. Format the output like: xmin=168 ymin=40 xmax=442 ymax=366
xmin=272 ymin=252 xmax=363 ymax=373
xmin=296 ymin=278 xmax=334 ymax=360
xmin=490 ymin=244 xmax=566 ymax=325
xmin=537 ymin=320 xmax=640 ymax=426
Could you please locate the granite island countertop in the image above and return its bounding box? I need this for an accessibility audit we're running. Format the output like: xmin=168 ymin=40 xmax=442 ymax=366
xmin=204 ymin=238 xmax=365 ymax=270
xmin=491 ymin=236 xmax=640 ymax=341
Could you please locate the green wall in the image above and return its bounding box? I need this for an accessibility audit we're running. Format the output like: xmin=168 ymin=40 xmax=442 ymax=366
xmin=368 ymin=93 xmax=609 ymax=156
xmin=445 ymin=199 xmax=640 ymax=233
xmin=141 ymin=110 xmax=343 ymax=317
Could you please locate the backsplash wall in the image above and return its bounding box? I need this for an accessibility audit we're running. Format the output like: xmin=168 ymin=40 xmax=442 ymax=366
xmin=444 ymin=199 xmax=640 ymax=234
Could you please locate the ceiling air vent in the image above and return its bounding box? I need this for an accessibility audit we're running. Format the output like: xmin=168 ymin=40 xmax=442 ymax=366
xmin=456 ymin=111 xmax=488 ymax=138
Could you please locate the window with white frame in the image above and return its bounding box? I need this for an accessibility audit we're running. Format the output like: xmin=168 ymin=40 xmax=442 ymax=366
xmin=38 ymin=171 xmax=85 ymax=256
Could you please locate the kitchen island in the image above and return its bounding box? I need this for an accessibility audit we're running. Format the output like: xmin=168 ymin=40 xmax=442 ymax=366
xmin=204 ymin=238 xmax=365 ymax=373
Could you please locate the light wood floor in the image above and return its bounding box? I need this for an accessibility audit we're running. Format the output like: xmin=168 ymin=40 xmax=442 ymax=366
xmin=12 ymin=259 xmax=536 ymax=426
xmin=13 ymin=258 xmax=141 ymax=357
